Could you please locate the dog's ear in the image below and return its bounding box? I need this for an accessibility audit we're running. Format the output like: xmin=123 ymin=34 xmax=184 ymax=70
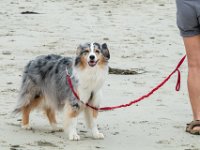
xmin=76 ymin=44 xmax=83 ymax=56
xmin=101 ymin=43 xmax=110 ymax=60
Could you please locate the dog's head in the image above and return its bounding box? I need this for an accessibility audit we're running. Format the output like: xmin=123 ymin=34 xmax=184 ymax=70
xmin=75 ymin=42 xmax=110 ymax=69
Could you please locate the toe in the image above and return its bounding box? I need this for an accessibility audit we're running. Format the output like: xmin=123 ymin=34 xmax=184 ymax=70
xmin=69 ymin=134 xmax=80 ymax=141
xmin=93 ymin=133 xmax=104 ymax=139
xmin=21 ymin=124 xmax=32 ymax=130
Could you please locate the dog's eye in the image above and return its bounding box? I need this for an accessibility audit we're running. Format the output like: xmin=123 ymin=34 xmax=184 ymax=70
xmin=82 ymin=50 xmax=89 ymax=55
xmin=95 ymin=50 xmax=100 ymax=54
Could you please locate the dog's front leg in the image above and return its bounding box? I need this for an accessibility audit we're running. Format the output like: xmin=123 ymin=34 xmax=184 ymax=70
xmin=84 ymin=91 xmax=104 ymax=139
xmin=64 ymin=103 xmax=80 ymax=141
xmin=84 ymin=108 xmax=104 ymax=139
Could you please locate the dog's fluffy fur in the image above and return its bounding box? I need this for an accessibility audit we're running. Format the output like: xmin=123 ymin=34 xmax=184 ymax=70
xmin=13 ymin=42 xmax=110 ymax=140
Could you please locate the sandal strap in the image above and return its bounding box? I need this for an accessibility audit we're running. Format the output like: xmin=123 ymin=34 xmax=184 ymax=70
xmin=186 ymin=120 xmax=200 ymax=132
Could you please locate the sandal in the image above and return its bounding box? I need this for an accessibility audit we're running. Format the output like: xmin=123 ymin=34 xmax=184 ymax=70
xmin=186 ymin=120 xmax=200 ymax=135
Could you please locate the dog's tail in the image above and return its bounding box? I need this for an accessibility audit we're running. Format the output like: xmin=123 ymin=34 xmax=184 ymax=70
xmin=12 ymin=99 xmax=25 ymax=115
xmin=12 ymin=93 xmax=32 ymax=116
xmin=12 ymin=108 xmax=21 ymax=115
xmin=11 ymin=103 xmax=22 ymax=117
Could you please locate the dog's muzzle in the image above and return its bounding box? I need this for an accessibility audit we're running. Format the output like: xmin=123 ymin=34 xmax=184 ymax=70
xmin=88 ymin=60 xmax=98 ymax=67
xmin=88 ymin=55 xmax=98 ymax=67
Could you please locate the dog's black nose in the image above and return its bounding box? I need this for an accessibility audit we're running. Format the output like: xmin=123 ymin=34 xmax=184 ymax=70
xmin=89 ymin=55 xmax=95 ymax=60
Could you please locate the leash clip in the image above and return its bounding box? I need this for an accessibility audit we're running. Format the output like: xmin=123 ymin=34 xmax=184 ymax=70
xmin=66 ymin=69 xmax=71 ymax=78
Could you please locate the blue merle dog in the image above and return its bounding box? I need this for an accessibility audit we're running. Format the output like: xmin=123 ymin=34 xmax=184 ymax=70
xmin=13 ymin=42 xmax=110 ymax=140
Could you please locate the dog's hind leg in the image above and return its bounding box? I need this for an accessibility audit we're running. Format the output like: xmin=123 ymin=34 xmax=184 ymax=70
xmin=21 ymin=106 xmax=32 ymax=130
xmin=45 ymin=108 xmax=63 ymax=132
xmin=45 ymin=108 xmax=57 ymax=127
xmin=21 ymin=96 xmax=43 ymax=129
xmin=64 ymin=103 xmax=80 ymax=141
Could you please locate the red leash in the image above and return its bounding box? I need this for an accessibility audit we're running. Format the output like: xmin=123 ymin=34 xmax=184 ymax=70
xmin=67 ymin=55 xmax=186 ymax=111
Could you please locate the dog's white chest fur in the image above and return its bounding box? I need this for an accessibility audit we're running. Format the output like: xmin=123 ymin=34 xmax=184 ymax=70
xmin=74 ymin=66 xmax=108 ymax=104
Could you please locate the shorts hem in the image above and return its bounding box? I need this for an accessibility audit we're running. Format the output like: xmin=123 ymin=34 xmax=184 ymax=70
xmin=180 ymin=31 xmax=200 ymax=37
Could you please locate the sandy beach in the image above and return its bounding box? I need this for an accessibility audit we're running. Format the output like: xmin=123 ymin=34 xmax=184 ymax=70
xmin=0 ymin=0 xmax=199 ymax=149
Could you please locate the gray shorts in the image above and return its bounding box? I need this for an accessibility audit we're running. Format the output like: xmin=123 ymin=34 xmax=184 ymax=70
xmin=176 ymin=0 xmax=200 ymax=37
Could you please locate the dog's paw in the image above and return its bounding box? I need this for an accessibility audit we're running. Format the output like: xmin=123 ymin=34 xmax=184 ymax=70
xmin=69 ymin=133 xmax=80 ymax=141
xmin=21 ymin=124 xmax=32 ymax=130
xmin=52 ymin=127 xmax=64 ymax=132
xmin=51 ymin=123 xmax=63 ymax=132
xmin=93 ymin=132 xmax=104 ymax=139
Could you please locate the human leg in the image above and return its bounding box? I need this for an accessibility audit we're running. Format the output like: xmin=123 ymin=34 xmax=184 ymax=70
xmin=183 ymin=35 xmax=200 ymax=133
